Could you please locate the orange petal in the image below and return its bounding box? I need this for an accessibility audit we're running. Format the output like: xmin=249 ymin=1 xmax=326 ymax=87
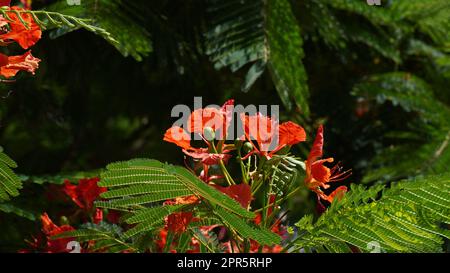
xmin=187 ymin=107 xmax=225 ymax=134
xmin=0 ymin=51 xmax=40 ymax=78
xmin=311 ymin=159 xmax=333 ymax=184
xmin=1 ymin=7 xmax=41 ymax=49
xmin=214 ymin=184 xmax=252 ymax=209
xmin=326 ymin=186 xmax=347 ymax=203
xmin=308 ymin=125 xmax=324 ymax=162
xmin=278 ymin=121 xmax=306 ymax=146
xmin=163 ymin=126 xmax=192 ymax=150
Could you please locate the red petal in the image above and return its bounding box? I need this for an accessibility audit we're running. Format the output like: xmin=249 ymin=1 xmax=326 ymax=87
xmin=0 ymin=7 xmax=41 ymax=49
xmin=214 ymin=184 xmax=252 ymax=209
xmin=308 ymin=125 xmax=324 ymax=162
xmin=326 ymin=186 xmax=347 ymax=203
xmin=167 ymin=212 xmax=193 ymax=233
xmin=311 ymin=159 xmax=333 ymax=183
xmin=0 ymin=51 xmax=40 ymax=78
xmin=278 ymin=121 xmax=306 ymax=146
xmin=163 ymin=126 xmax=192 ymax=150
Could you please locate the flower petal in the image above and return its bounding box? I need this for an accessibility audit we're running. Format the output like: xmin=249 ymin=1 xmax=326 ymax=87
xmin=278 ymin=121 xmax=306 ymax=146
xmin=0 ymin=51 xmax=40 ymax=78
xmin=163 ymin=126 xmax=192 ymax=150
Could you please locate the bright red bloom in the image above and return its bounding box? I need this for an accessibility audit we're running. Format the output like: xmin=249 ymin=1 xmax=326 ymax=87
xmin=187 ymin=100 xmax=234 ymax=139
xmin=0 ymin=51 xmax=40 ymax=78
xmin=240 ymin=113 xmax=306 ymax=158
xmin=214 ymin=183 xmax=252 ymax=209
xmin=63 ymin=177 xmax=107 ymax=210
xmin=304 ymin=125 xmax=350 ymax=203
xmin=40 ymin=213 xmax=75 ymax=253
xmin=167 ymin=212 xmax=194 ymax=234
xmin=0 ymin=6 xmax=41 ymax=49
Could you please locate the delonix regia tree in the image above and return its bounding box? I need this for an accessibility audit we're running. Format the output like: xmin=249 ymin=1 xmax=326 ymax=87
xmin=0 ymin=0 xmax=449 ymax=253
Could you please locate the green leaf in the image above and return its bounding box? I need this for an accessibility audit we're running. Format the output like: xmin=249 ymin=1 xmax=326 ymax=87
xmin=44 ymin=0 xmax=152 ymax=61
xmin=352 ymin=72 xmax=450 ymax=183
xmin=206 ymin=0 xmax=309 ymax=114
xmin=294 ymin=173 xmax=450 ymax=253
xmin=0 ymin=148 xmax=22 ymax=201
xmin=214 ymin=207 xmax=280 ymax=246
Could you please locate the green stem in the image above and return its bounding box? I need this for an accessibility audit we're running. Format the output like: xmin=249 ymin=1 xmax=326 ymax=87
xmin=254 ymin=185 xmax=301 ymax=213
xmin=211 ymin=143 xmax=236 ymax=185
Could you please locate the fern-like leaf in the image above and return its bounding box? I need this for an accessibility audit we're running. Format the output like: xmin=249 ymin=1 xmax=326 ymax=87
xmin=205 ymin=0 xmax=309 ymax=114
xmin=294 ymin=173 xmax=450 ymax=253
xmin=44 ymin=0 xmax=151 ymax=61
xmin=352 ymin=72 xmax=450 ymax=183
xmin=0 ymin=147 xmax=22 ymax=201
xmin=54 ymin=222 xmax=136 ymax=253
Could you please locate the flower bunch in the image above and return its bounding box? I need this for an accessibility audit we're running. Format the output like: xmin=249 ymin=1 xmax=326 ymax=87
xmin=21 ymin=177 xmax=120 ymax=253
xmin=0 ymin=0 xmax=41 ymax=80
xmin=161 ymin=99 xmax=350 ymax=252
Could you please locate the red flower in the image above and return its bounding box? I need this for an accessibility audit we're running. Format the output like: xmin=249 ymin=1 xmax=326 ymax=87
xmin=167 ymin=212 xmax=194 ymax=234
xmin=0 ymin=51 xmax=40 ymax=78
xmin=304 ymin=125 xmax=350 ymax=203
xmin=63 ymin=177 xmax=107 ymax=210
xmin=93 ymin=208 xmax=103 ymax=224
xmin=187 ymin=99 xmax=234 ymax=139
xmin=40 ymin=213 xmax=75 ymax=253
xmin=0 ymin=1 xmax=10 ymax=7
xmin=0 ymin=6 xmax=41 ymax=49
xmin=213 ymin=184 xmax=252 ymax=209
xmin=240 ymin=113 xmax=306 ymax=158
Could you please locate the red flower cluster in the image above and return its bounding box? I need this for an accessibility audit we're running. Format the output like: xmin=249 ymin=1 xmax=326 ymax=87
xmin=160 ymin=99 xmax=350 ymax=253
xmin=0 ymin=2 xmax=41 ymax=79
xmin=63 ymin=177 xmax=107 ymax=211
xmin=20 ymin=213 xmax=75 ymax=253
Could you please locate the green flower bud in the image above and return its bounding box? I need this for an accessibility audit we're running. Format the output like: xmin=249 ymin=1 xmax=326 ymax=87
xmin=59 ymin=216 xmax=70 ymax=226
xmin=243 ymin=142 xmax=253 ymax=153
xmin=203 ymin=126 xmax=215 ymax=141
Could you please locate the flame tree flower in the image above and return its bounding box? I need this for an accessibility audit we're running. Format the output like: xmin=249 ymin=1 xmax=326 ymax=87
xmin=304 ymin=125 xmax=350 ymax=203
xmin=240 ymin=113 xmax=306 ymax=159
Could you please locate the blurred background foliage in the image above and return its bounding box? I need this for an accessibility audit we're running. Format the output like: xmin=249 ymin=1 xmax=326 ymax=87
xmin=0 ymin=0 xmax=449 ymax=251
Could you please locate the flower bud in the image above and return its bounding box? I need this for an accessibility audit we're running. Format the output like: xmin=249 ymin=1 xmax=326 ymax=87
xmin=59 ymin=216 xmax=70 ymax=226
xmin=243 ymin=142 xmax=253 ymax=153
xmin=203 ymin=126 xmax=215 ymax=141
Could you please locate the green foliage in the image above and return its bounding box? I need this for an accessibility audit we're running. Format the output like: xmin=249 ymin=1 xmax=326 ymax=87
xmin=44 ymin=0 xmax=152 ymax=61
xmin=205 ymin=0 xmax=309 ymax=114
xmin=294 ymin=173 xmax=450 ymax=253
xmin=53 ymin=222 xmax=136 ymax=253
xmin=264 ymin=155 xmax=304 ymax=197
xmin=214 ymin=206 xmax=280 ymax=246
xmin=0 ymin=203 xmax=35 ymax=221
xmin=352 ymin=72 xmax=450 ymax=183
xmin=94 ymin=159 xmax=282 ymax=246
xmin=0 ymin=147 xmax=22 ymax=201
